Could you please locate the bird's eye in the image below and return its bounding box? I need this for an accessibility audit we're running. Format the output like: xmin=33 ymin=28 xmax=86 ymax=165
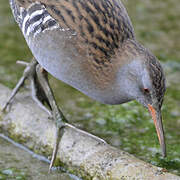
xmin=143 ymin=88 xmax=149 ymax=93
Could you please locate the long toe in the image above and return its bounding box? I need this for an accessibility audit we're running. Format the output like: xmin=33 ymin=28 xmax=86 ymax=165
xmin=49 ymin=123 xmax=66 ymax=171
xmin=2 ymin=58 xmax=37 ymax=112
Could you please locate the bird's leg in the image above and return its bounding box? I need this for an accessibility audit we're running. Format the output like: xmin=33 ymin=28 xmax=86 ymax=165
xmin=2 ymin=58 xmax=52 ymax=116
xmin=30 ymin=69 xmax=52 ymax=116
xmin=3 ymin=57 xmax=66 ymax=169
xmin=36 ymin=65 xmax=67 ymax=171
xmin=2 ymin=58 xmax=37 ymax=111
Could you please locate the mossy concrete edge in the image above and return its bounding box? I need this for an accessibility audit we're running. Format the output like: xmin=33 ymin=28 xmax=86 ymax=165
xmin=0 ymin=84 xmax=179 ymax=180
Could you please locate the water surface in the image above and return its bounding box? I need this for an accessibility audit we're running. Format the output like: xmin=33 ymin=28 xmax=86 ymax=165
xmin=0 ymin=135 xmax=79 ymax=180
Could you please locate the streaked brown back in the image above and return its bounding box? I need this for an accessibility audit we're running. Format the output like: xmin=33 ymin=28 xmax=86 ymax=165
xmin=15 ymin=0 xmax=135 ymax=65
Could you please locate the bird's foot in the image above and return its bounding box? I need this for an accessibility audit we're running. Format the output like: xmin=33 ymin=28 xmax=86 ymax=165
xmin=36 ymin=65 xmax=68 ymax=171
xmin=2 ymin=58 xmax=37 ymax=112
xmin=2 ymin=58 xmax=52 ymax=116
xmin=3 ymin=58 xmax=67 ymax=170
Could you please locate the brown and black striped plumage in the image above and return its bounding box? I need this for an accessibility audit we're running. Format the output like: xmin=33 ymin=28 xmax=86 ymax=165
xmin=12 ymin=0 xmax=134 ymax=65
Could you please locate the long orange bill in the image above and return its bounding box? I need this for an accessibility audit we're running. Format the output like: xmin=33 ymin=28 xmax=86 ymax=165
xmin=148 ymin=104 xmax=166 ymax=157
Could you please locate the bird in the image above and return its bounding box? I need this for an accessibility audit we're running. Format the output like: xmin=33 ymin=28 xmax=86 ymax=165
xmin=6 ymin=0 xmax=166 ymax=170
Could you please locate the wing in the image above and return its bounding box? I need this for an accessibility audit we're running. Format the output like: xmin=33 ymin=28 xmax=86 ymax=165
xmin=12 ymin=0 xmax=135 ymax=64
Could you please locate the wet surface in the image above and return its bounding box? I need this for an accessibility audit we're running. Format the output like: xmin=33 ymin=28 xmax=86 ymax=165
xmin=0 ymin=135 xmax=80 ymax=180
xmin=0 ymin=0 xmax=180 ymax=177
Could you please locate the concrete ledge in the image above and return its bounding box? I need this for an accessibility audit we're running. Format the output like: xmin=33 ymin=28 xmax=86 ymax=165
xmin=0 ymin=84 xmax=179 ymax=180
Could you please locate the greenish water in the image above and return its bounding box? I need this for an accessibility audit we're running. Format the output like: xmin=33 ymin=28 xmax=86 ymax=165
xmin=0 ymin=0 xmax=180 ymax=177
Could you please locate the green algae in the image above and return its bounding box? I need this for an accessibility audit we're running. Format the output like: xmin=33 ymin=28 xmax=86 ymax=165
xmin=0 ymin=0 xmax=180 ymax=177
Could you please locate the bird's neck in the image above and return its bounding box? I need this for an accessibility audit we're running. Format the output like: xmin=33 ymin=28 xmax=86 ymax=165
xmin=115 ymin=39 xmax=146 ymax=66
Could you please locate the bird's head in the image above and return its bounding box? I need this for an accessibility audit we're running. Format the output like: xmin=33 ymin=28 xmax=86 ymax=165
xmin=131 ymin=52 xmax=166 ymax=157
xmin=117 ymin=45 xmax=166 ymax=157
xmin=138 ymin=54 xmax=166 ymax=157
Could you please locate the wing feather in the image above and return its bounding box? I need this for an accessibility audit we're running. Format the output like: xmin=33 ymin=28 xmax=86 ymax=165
xmin=14 ymin=0 xmax=135 ymax=63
